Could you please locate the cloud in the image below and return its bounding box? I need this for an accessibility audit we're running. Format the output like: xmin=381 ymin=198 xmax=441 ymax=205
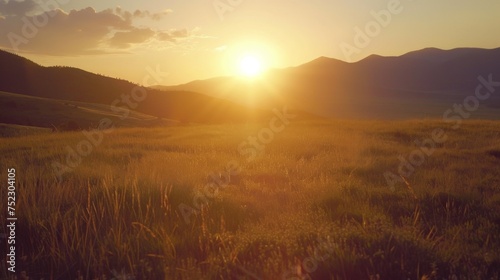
xmin=0 ymin=5 xmax=193 ymax=55
xmin=114 ymin=7 xmax=173 ymax=21
xmin=0 ymin=7 xmax=134 ymax=55
xmin=0 ymin=0 xmax=37 ymax=16
xmin=109 ymin=28 xmax=155 ymax=48
xmin=133 ymin=9 xmax=173 ymax=21
xmin=157 ymin=29 xmax=192 ymax=42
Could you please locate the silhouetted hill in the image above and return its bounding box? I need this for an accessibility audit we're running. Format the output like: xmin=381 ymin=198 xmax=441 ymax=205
xmin=158 ymin=47 xmax=500 ymax=119
xmin=0 ymin=90 xmax=179 ymax=132
xmin=354 ymin=47 xmax=500 ymax=92
xmin=0 ymin=50 xmax=271 ymax=123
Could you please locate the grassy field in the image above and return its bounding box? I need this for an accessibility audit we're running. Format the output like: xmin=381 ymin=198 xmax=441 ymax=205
xmin=1 ymin=120 xmax=500 ymax=279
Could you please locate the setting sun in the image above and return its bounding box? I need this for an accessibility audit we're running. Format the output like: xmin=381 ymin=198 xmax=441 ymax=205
xmin=238 ymin=55 xmax=263 ymax=77
xmin=1 ymin=0 xmax=499 ymax=278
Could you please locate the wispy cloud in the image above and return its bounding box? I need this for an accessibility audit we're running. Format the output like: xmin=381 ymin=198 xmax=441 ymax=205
xmin=109 ymin=28 xmax=156 ymax=48
xmin=114 ymin=6 xmax=173 ymax=21
xmin=214 ymin=45 xmax=227 ymax=52
xmin=157 ymin=28 xmax=193 ymax=42
xmin=0 ymin=2 xmax=194 ymax=55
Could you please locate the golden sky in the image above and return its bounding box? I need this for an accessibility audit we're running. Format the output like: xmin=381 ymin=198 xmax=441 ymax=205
xmin=1 ymin=0 xmax=499 ymax=85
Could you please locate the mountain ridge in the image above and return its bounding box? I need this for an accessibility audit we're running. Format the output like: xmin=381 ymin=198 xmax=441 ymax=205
xmin=2 ymin=47 xmax=500 ymax=123
xmin=0 ymin=49 xmax=273 ymax=124
xmin=156 ymin=47 xmax=500 ymax=119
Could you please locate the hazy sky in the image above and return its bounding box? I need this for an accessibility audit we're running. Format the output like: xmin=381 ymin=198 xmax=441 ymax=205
xmin=1 ymin=0 xmax=499 ymax=85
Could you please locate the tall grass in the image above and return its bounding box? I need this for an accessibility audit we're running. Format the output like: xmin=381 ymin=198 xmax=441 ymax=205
xmin=0 ymin=120 xmax=499 ymax=279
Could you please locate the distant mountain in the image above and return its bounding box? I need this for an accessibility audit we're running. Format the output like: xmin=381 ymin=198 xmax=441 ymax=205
xmin=158 ymin=47 xmax=500 ymax=119
xmin=2 ymin=48 xmax=499 ymax=123
xmin=0 ymin=50 xmax=271 ymax=124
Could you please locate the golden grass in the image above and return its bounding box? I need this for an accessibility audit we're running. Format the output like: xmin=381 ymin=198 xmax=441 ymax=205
xmin=0 ymin=120 xmax=499 ymax=279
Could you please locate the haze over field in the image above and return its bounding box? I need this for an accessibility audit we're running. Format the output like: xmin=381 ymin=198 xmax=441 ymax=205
xmin=1 ymin=1 xmax=500 ymax=279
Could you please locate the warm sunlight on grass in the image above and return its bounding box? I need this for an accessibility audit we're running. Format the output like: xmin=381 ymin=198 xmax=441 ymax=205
xmin=2 ymin=120 xmax=500 ymax=279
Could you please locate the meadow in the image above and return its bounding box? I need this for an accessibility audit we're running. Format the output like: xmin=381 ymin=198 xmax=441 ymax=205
xmin=1 ymin=119 xmax=500 ymax=279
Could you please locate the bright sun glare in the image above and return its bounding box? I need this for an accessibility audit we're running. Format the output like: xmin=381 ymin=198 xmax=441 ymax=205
xmin=239 ymin=55 xmax=263 ymax=77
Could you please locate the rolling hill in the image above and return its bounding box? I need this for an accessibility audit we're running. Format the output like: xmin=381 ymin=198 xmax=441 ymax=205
xmin=0 ymin=90 xmax=179 ymax=133
xmin=0 ymin=50 xmax=272 ymax=125
xmin=1 ymin=47 xmax=499 ymax=127
xmin=158 ymin=47 xmax=500 ymax=119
